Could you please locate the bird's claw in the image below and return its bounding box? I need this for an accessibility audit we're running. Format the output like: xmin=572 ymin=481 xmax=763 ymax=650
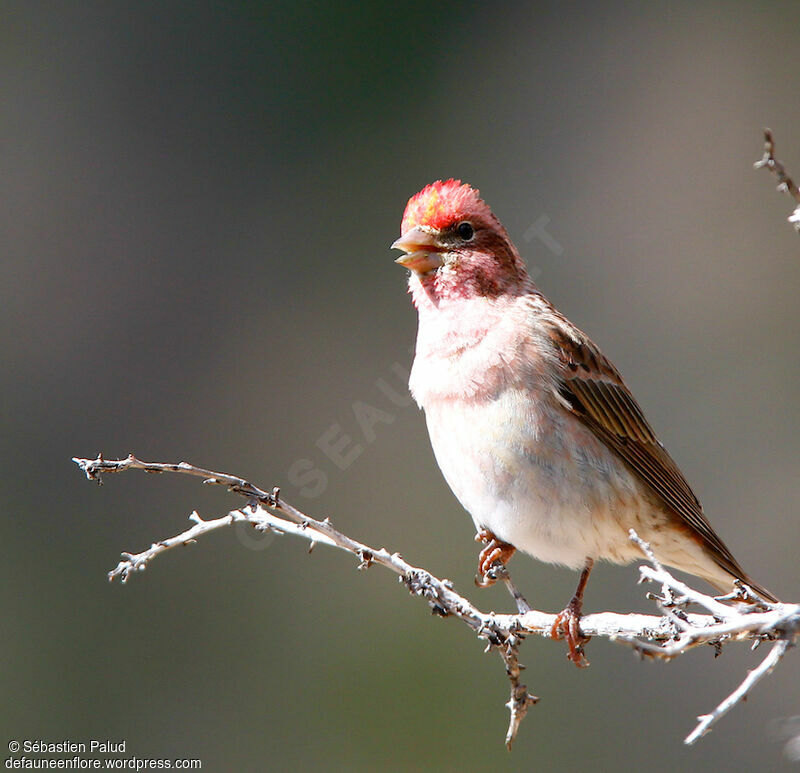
xmin=550 ymin=599 xmax=590 ymax=667
xmin=475 ymin=530 xmax=516 ymax=587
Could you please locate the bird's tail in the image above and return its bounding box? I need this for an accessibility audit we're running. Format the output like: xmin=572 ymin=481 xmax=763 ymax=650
xmin=735 ymin=573 xmax=779 ymax=604
xmin=704 ymin=568 xmax=779 ymax=604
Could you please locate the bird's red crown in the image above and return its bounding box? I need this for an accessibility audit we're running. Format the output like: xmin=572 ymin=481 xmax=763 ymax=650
xmin=401 ymin=179 xmax=481 ymax=234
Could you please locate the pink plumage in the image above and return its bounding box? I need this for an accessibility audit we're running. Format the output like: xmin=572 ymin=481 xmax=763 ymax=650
xmin=392 ymin=180 xmax=776 ymax=664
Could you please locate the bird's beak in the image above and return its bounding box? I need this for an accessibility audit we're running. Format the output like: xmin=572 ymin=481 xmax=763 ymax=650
xmin=391 ymin=226 xmax=444 ymax=274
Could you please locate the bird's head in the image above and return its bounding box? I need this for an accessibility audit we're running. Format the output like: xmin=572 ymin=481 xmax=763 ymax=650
xmin=391 ymin=180 xmax=529 ymax=303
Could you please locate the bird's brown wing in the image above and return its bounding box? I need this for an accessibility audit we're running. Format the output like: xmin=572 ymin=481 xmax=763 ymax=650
xmin=542 ymin=312 xmax=774 ymax=598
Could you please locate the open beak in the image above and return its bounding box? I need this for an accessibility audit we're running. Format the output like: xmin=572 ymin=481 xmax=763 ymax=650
xmin=391 ymin=226 xmax=444 ymax=274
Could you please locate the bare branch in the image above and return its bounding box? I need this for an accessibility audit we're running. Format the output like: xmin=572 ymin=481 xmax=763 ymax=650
xmin=685 ymin=638 xmax=792 ymax=745
xmin=754 ymin=128 xmax=800 ymax=232
xmin=74 ymin=454 xmax=799 ymax=748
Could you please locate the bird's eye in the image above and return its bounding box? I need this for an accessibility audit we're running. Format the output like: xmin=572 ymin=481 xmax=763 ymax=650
xmin=456 ymin=221 xmax=474 ymax=241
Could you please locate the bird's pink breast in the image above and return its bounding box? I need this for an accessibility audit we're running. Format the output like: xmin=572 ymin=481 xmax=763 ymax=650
xmin=409 ymin=293 xmax=654 ymax=568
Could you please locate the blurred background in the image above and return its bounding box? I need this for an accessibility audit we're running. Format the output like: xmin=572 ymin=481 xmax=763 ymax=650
xmin=2 ymin=1 xmax=799 ymax=770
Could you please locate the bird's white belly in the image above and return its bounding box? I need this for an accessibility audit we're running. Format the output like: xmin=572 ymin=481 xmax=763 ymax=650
xmin=423 ymin=387 xmax=648 ymax=569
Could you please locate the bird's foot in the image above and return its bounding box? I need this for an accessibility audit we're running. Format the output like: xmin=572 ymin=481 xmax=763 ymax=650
xmin=474 ymin=529 xmax=516 ymax=587
xmin=550 ymin=597 xmax=590 ymax=668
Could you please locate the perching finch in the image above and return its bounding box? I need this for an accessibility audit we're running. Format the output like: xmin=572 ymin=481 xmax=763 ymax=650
xmin=392 ymin=179 xmax=776 ymax=665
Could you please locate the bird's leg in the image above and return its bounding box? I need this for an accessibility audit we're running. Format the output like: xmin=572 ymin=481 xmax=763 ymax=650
xmin=551 ymin=558 xmax=594 ymax=668
xmin=475 ymin=529 xmax=516 ymax=588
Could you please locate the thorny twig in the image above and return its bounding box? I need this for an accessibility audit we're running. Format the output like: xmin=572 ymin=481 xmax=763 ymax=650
xmin=74 ymin=454 xmax=799 ymax=748
xmin=754 ymin=128 xmax=800 ymax=232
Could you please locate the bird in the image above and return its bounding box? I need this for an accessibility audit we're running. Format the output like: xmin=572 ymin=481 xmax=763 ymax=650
xmin=391 ymin=178 xmax=777 ymax=665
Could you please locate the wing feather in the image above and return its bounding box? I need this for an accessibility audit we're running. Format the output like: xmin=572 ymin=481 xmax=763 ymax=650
xmin=540 ymin=310 xmax=776 ymax=600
